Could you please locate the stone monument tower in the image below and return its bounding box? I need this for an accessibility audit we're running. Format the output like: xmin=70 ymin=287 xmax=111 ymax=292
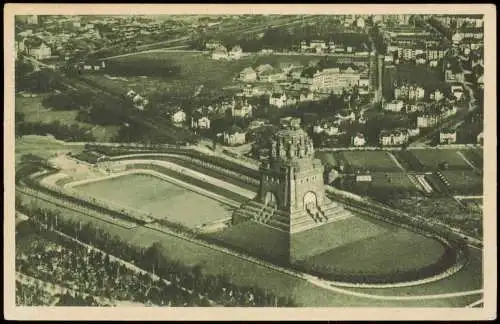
xmin=233 ymin=117 xmax=350 ymax=238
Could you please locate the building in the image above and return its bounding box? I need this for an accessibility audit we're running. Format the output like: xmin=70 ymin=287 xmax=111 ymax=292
xmin=269 ymin=93 xmax=289 ymax=108
xmin=352 ymin=133 xmax=366 ymax=146
xmin=211 ymin=46 xmax=228 ymax=60
xmin=430 ymin=89 xmax=445 ymax=102
xmin=239 ymin=67 xmax=258 ymax=82
xmin=229 ymin=45 xmax=243 ymax=60
xmin=394 ymin=84 xmax=425 ymax=101
xmin=206 ymin=41 xmax=222 ymax=50
xmin=223 ymin=126 xmax=246 ymax=146
xmin=383 ymin=99 xmax=405 ymax=112
xmin=191 ymin=116 xmax=211 ymax=129
xmin=444 ymin=61 xmax=465 ymax=83
xmin=379 ymin=128 xmax=410 ymax=146
xmin=310 ymin=66 xmax=361 ymax=94
xmin=255 ymin=64 xmax=274 ymax=77
xmin=171 ymin=110 xmax=187 ymax=124
xmin=25 ymin=38 xmax=52 ymax=60
xmin=477 ymin=131 xmax=484 ymax=145
xmin=417 ymin=114 xmax=440 ymax=128
xmin=231 ymin=117 xmax=356 ymax=263
xmin=439 ymin=129 xmax=457 ymax=144
xmin=231 ymin=97 xmax=253 ymax=118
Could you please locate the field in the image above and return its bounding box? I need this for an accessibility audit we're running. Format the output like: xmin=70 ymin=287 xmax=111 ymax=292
xmin=335 ymin=151 xmax=403 ymax=173
xmin=17 ymin=191 xmax=481 ymax=307
xmin=100 ymin=51 xmax=256 ymax=98
xmin=397 ymin=149 xmax=473 ymax=172
xmin=440 ymin=170 xmax=483 ymax=195
xmin=302 ymin=225 xmax=447 ymax=277
xmin=460 ymin=149 xmax=484 ymax=169
xmin=73 ymin=173 xmax=234 ymax=229
xmin=15 ymin=135 xmax=84 ymax=167
xmin=15 ymin=95 xmax=119 ymax=142
xmin=363 ymin=172 xmax=420 ymax=191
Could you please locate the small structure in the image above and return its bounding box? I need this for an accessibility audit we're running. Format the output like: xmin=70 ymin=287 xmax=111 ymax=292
xmin=352 ymin=133 xmax=366 ymax=147
xmin=223 ymin=125 xmax=247 ymax=146
xmin=379 ymin=128 xmax=410 ymax=146
xmin=439 ymin=129 xmax=457 ymax=144
xmin=171 ymin=109 xmax=187 ymax=124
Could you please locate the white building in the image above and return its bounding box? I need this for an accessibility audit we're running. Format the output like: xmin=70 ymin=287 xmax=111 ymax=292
xmin=379 ymin=129 xmax=410 ymax=146
xmin=352 ymin=133 xmax=366 ymax=146
xmin=211 ymin=46 xmax=228 ymax=60
xmin=229 ymin=45 xmax=243 ymax=60
xmin=171 ymin=110 xmax=187 ymax=124
xmin=239 ymin=67 xmax=258 ymax=82
xmin=223 ymin=126 xmax=246 ymax=146
xmin=383 ymin=99 xmax=405 ymax=112
xmin=439 ymin=130 xmax=457 ymax=144
xmin=191 ymin=116 xmax=211 ymax=129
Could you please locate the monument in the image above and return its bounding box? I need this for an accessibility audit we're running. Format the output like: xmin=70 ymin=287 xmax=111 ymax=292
xmin=232 ymin=117 xmax=353 ymax=262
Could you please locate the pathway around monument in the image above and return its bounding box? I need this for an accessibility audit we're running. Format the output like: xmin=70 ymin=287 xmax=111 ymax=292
xmin=23 ymin=158 xmax=484 ymax=303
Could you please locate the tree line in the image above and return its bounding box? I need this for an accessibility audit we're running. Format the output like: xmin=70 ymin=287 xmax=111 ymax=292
xmin=16 ymin=201 xmax=297 ymax=307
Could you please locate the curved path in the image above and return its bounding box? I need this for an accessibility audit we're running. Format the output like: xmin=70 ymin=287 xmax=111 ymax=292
xmin=19 ymin=156 xmax=484 ymax=304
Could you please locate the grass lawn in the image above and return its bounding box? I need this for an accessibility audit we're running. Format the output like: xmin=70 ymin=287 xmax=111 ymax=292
xmin=15 ymin=135 xmax=84 ymax=167
xmin=73 ymin=173 xmax=234 ymax=229
xmin=15 ymin=95 xmax=120 ymax=142
xmin=16 ymin=192 xmax=480 ymax=307
xmin=102 ymin=52 xmax=256 ymax=97
xmin=339 ymin=151 xmax=403 ymax=173
xmin=460 ymin=148 xmax=484 ymax=169
xmin=405 ymin=149 xmax=473 ymax=171
xmin=302 ymin=226 xmax=447 ymax=277
xmin=370 ymin=172 xmax=420 ymax=191
xmin=440 ymin=170 xmax=483 ymax=195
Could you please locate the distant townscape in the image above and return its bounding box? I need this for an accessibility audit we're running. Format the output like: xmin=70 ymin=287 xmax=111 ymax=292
xmin=14 ymin=14 xmax=484 ymax=309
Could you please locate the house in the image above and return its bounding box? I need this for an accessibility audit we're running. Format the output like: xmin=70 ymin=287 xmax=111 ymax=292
xmin=379 ymin=129 xmax=410 ymax=146
xmin=191 ymin=116 xmax=211 ymax=129
xmin=335 ymin=110 xmax=356 ymax=121
xmin=171 ymin=110 xmax=187 ymax=124
xmin=248 ymin=120 xmax=266 ymax=129
xmin=126 ymin=89 xmax=137 ymax=98
xmin=444 ymin=60 xmax=465 ymax=83
xmin=417 ymin=113 xmax=440 ymax=128
xmin=255 ymin=64 xmax=274 ymax=76
xmin=264 ymin=71 xmax=288 ymax=83
xmin=313 ymin=120 xmax=340 ymax=136
xmin=383 ymin=99 xmax=405 ymax=112
xmin=223 ymin=126 xmax=246 ymax=146
xmin=229 ymin=45 xmax=243 ymax=60
xmin=25 ymin=37 xmax=52 ymax=59
xmin=408 ymin=127 xmax=420 ymax=137
xmin=205 ymin=41 xmax=222 ymax=50
xmin=477 ymin=131 xmax=484 ymax=145
xmin=211 ymin=46 xmax=228 ymax=60
xmin=239 ymin=67 xmax=258 ymax=82
xmin=439 ymin=129 xmax=457 ymax=144
xmin=269 ymin=93 xmax=288 ymax=108
xmin=231 ymin=98 xmax=253 ymax=118
xmin=299 ymin=90 xmax=314 ymax=102
xmin=394 ymin=84 xmax=425 ymax=101
xmin=430 ymin=89 xmax=445 ymax=102
xmin=450 ymin=84 xmax=465 ymax=100
xmin=352 ymin=133 xmax=366 ymax=146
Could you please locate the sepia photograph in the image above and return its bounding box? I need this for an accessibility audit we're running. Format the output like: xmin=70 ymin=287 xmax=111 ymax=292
xmin=4 ymin=3 xmax=496 ymax=321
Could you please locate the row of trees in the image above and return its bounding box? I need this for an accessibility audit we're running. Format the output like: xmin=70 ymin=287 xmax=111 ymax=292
xmin=15 ymin=114 xmax=97 ymax=142
xmin=17 ymin=220 xmax=209 ymax=307
xmin=17 ymin=201 xmax=296 ymax=307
